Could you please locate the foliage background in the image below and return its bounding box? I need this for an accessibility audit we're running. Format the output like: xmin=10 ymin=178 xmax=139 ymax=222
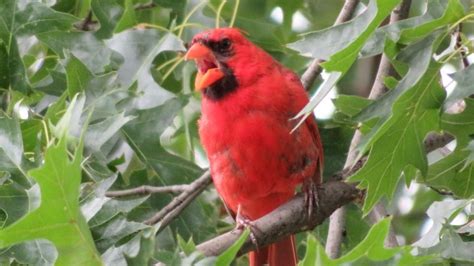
xmin=0 ymin=0 xmax=473 ymax=265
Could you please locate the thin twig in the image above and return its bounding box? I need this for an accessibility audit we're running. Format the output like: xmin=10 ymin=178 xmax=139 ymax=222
xmin=326 ymin=0 xmax=412 ymax=258
xmin=143 ymin=171 xmax=212 ymax=226
xmin=455 ymin=24 xmax=470 ymax=68
xmin=134 ymin=2 xmax=157 ymax=11
xmin=301 ymin=0 xmax=360 ymax=90
xmin=105 ymin=184 xmax=190 ymax=197
xmin=75 ymin=11 xmax=96 ymax=31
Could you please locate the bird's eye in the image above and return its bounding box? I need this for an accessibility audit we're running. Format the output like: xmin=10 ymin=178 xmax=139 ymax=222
xmin=218 ymin=38 xmax=232 ymax=52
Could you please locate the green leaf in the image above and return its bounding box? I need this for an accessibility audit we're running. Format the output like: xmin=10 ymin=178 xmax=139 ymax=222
xmin=114 ymin=0 xmax=137 ymax=33
xmin=0 ymin=1 xmax=78 ymax=93
xmin=423 ymin=99 xmax=474 ymax=197
xmin=122 ymin=98 xmax=202 ymax=182
xmin=413 ymin=200 xmax=467 ymax=248
xmin=288 ymin=0 xmax=400 ymax=72
xmin=80 ymin=175 xmax=118 ymax=222
xmin=0 ymin=182 xmax=28 ymax=226
xmin=445 ymin=64 xmax=474 ymax=110
xmin=88 ymin=195 xmax=148 ymax=227
xmin=351 ymin=65 xmax=444 ymax=212
xmin=37 ymin=31 xmax=118 ymax=74
xmin=413 ymin=200 xmax=474 ymax=262
xmin=62 ymin=52 xmax=125 ymax=121
xmin=91 ymin=0 xmax=124 ymax=39
xmin=215 ymin=229 xmax=250 ymax=266
xmin=300 ymin=218 xmax=427 ymax=265
xmin=101 ymin=227 xmax=156 ymax=266
xmin=361 ymin=0 xmax=465 ymax=57
xmin=0 ymin=116 xmax=32 ymax=187
xmin=93 ymin=215 xmax=148 ymax=252
xmin=177 ymin=235 xmax=196 ymax=256
xmin=333 ymin=95 xmax=373 ymax=117
xmin=289 ymin=0 xmax=400 ymax=125
xmin=85 ymin=112 xmax=135 ymax=152
xmin=0 ymin=136 xmax=102 ymax=265
xmin=0 ymin=240 xmax=57 ymax=266
xmin=105 ymin=29 xmax=184 ymax=109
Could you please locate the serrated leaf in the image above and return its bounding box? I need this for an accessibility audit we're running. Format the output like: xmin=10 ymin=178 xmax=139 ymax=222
xmin=0 ymin=135 xmax=102 ymax=265
xmin=349 ymin=55 xmax=446 ymax=213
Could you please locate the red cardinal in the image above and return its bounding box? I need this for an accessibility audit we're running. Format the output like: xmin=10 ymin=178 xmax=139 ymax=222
xmin=185 ymin=28 xmax=323 ymax=266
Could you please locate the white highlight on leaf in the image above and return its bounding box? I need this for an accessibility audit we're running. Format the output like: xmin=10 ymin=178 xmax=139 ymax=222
xmin=397 ymin=196 xmax=414 ymax=215
xmin=270 ymin=7 xmax=283 ymax=24
xmin=292 ymin=11 xmax=310 ymax=32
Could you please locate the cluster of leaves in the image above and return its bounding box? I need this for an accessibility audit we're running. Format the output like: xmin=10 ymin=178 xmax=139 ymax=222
xmin=0 ymin=0 xmax=472 ymax=265
xmin=290 ymin=0 xmax=474 ymax=264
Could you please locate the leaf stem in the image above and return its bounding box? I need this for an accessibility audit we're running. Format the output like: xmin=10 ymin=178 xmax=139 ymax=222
xmin=215 ymin=0 xmax=227 ymax=28
xmin=229 ymin=0 xmax=240 ymax=27
xmin=177 ymin=1 xmax=208 ymax=38
xmin=162 ymin=57 xmax=184 ymax=81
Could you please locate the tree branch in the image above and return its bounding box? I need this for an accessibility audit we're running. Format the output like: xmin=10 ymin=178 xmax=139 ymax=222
xmin=143 ymin=171 xmax=212 ymax=226
xmin=455 ymin=24 xmax=470 ymax=68
xmin=134 ymin=2 xmax=157 ymax=11
xmin=326 ymin=0 xmax=412 ymax=257
xmin=301 ymin=0 xmax=360 ymax=90
xmin=105 ymin=184 xmax=190 ymax=197
xmin=75 ymin=11 xmax=97 ymax=31
xmin=196 ymin=181 xmax=360 ymax=256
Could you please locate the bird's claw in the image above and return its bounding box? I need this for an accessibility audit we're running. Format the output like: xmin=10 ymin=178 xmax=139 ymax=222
xmin=234 ymin=205 xmax=261 ymax=249
xmin=304 ymin=180 xmax=320 ymax=223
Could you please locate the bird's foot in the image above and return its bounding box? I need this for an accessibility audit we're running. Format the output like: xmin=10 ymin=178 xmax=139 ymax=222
xmin=234 ymin=205 xmax=261 ymax=249
xmin=303 ymin=179 xmax=320 ymax=224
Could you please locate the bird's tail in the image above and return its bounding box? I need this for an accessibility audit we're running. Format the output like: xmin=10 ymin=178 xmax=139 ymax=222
xmin=249 ymin=235 xmax=297 ymax=266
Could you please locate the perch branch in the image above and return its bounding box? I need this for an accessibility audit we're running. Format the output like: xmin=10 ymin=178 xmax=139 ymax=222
xmin=326 ymin=0 xmax=412 ymax=257
xmin=105 ymin=184 xmax=190 ymax=197
xmin=196 ymin=181 xmax=360 ymax=256
xmin=301 ymin=0 xmax=360 ymax=90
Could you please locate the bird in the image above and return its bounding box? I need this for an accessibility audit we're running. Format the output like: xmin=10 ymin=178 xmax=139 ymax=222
xmin=185 ymin=28 xmax=324 ymax=266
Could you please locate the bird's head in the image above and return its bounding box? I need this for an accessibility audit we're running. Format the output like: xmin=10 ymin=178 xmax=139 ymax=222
xmin=185 ymin=28 xmax=272 ymax=100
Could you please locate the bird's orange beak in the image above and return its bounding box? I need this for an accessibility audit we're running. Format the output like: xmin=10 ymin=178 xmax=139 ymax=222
xmin=185 ymin=43 xmax=225 ymax=91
